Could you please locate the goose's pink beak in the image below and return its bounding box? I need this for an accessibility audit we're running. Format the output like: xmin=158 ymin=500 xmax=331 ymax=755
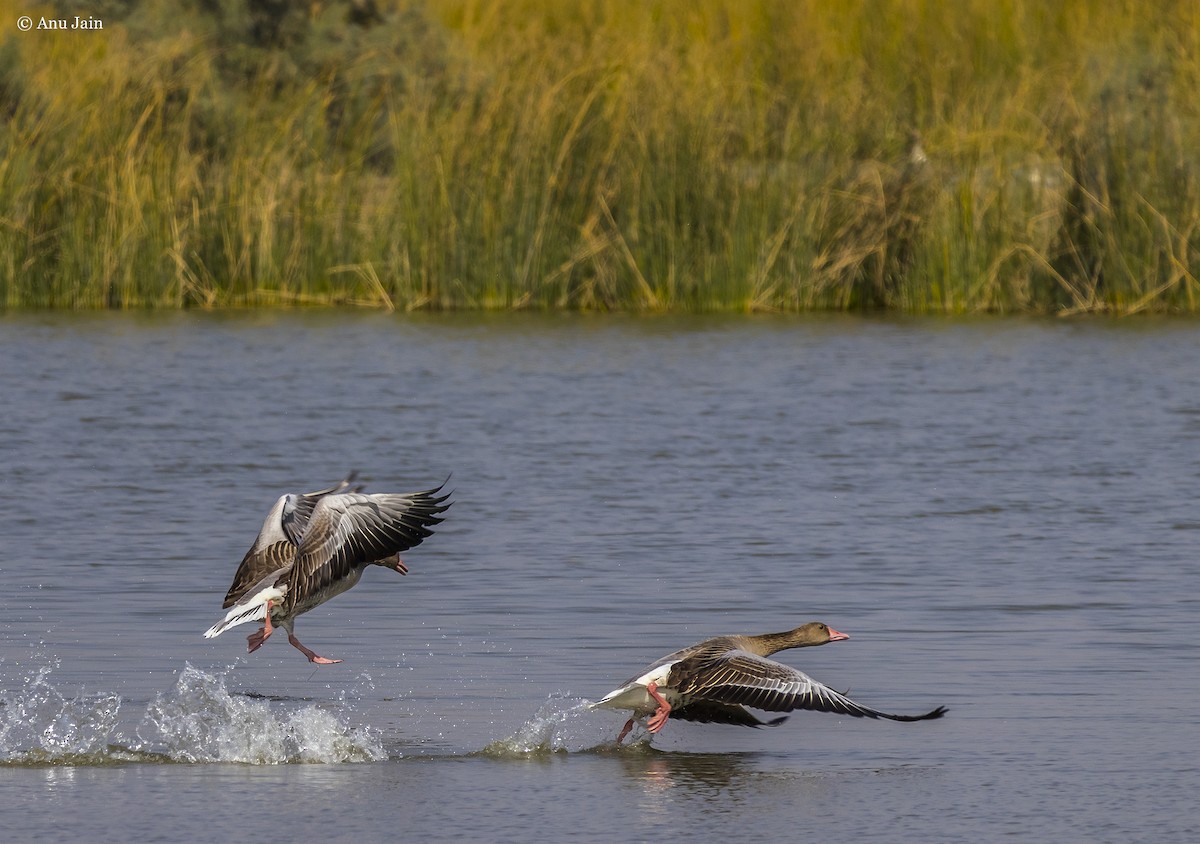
xmin=827 ymin=628 xmax=849 ymax=642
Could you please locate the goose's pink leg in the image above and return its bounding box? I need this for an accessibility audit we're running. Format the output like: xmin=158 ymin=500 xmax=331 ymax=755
xmin=287 ymin=632 xmax=342 ymax=665
xmin=644 ymin=682 xmax=672 ymax=733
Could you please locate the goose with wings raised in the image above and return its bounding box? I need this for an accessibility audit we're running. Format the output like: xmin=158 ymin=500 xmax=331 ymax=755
xmin=203 ymin=473 xmax=451 ymax=664
xmin=592 ymin=622 xmax=946 ymax=743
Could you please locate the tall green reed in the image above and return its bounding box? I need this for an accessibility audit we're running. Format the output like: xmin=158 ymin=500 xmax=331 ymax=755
xmin=1 ymin=0 xmax=1198 ymax=312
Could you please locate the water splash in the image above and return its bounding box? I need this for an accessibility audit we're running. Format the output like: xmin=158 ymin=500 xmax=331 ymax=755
xmin=0 ymin=659 xmax=127 ymax=764
xmin=481 ymin=694 xmax=613 ymax=756
xmin=0 ymin=661 xmax=384 ymax=766
xmin=136 ymin=665 xmax=386 ymax=764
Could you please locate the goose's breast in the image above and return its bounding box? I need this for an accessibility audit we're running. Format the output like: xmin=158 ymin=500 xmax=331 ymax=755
xmin=289 ymin=567 xmax=365 ymax=616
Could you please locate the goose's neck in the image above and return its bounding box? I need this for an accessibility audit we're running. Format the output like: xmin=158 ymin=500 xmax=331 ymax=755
xmin=743 ymin=629 xmax=814 ymax=656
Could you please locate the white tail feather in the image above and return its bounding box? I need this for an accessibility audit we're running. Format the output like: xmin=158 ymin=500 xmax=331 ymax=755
xmin=203 ymin=583 xmax=287 ymax=639
xmin=203 ymin=603 xmax=266 ymax=638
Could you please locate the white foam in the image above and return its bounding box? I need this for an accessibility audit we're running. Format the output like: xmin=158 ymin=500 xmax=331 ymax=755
xmin=136 ymin=664 xmax=386 ymax=764
xmin=0 ymin=659 xmax=124 ymax=763
xmin=0 ymin=660 xmax=385 ymax=765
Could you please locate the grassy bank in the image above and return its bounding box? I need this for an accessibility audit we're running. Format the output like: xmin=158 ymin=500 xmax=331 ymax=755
xmin=2 ymin=0 xmax=1199 ymax=312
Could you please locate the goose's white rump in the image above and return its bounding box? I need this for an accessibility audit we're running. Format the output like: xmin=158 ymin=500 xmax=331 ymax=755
xmin=203 ymin=473 xmax=451 ymax=664
xmin=203 ymin=570 xmax=289 ymax=639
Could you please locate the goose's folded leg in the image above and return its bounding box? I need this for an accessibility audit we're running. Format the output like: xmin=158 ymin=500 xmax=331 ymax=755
xmin=644 ymin=682 xmax=673 ymax=733
xmin=245 ymin=599 xmax=277 ymax=653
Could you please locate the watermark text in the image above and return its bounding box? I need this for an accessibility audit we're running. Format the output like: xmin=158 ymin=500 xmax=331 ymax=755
xmin=17 ymin=15 xmax=104 ymax=32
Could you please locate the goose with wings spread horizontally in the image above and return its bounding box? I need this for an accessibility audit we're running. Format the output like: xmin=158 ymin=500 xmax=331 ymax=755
xmin=592 ymin=622 xmax=946 ymax=743
xmin=204 ymin=473 xmax=451 ymax=664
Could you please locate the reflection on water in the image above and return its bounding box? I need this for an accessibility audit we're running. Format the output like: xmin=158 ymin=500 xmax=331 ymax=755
xmin=617 ymin=749 xmax=855 ymax=823
xmin=620 ymin=750 xmax=751 ymax=797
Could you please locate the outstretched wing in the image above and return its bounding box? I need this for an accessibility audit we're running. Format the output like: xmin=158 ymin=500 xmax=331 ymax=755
xmin=279 ymin=472 xmax=363 ymax=546
xmin=286 ymin=484 xmax=452 ymax=605
xmin=220 ymin=473 xmax=360 ymax=608
xmin=671 ymin=649 xmax=947 ymax=722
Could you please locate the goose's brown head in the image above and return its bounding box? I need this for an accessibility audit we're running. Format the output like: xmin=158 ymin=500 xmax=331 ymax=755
xmin=795 ymin=621 xmax=849 ymax=645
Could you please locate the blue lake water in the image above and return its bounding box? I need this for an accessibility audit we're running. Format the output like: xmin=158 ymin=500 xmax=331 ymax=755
xmin=1 ymin=312 xmax=1196 ymax=841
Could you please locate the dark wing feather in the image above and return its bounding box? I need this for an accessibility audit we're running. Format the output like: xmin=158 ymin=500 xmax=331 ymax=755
xmin=286 ymin=485 xmax=451 ymax=606
xmin=670 ymin=700 xmax=789 ymax=728
xmin=222 ymin=541 xmax=295 ymax=608
xmin=671 ymin=649 xmax=947 ymax=722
